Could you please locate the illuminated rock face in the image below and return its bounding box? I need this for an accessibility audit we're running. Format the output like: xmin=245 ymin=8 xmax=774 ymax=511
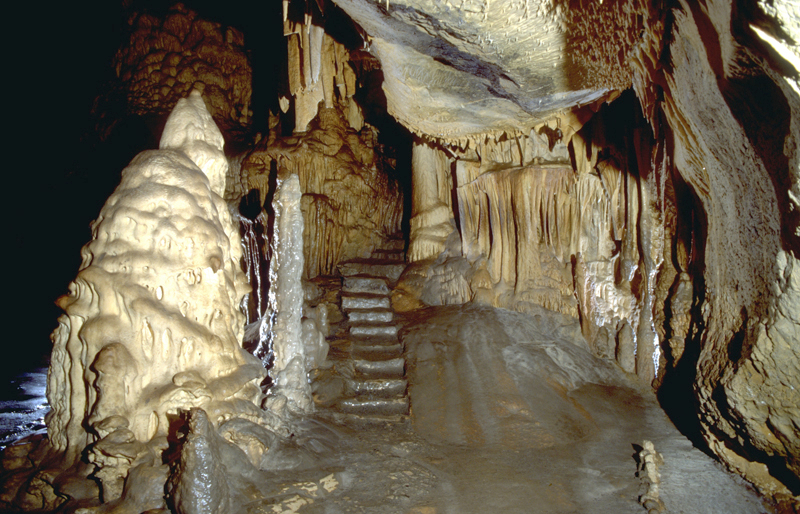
xmin=244 ymin=109 xmax=404 ymax=279
xmin=332 ymin=0 xmax=654 ymax=139
xmin=263 ymin=173 xmax=314 ymax=416
xmin=47 ymin=90 xmax=265 ymax=465
xmin=337 ymin=0 xmax=800 ymax=499
xmin=16 ymin=0 xmax=800 ymax=507
xmin=655 ymin=2 xmax=800 ymax=498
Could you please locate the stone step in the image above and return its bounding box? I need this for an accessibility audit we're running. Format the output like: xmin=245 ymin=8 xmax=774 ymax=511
xmin=350 ymin=333 xmax=401 ymax=346
xmin=383 ymin=238 xmax=406 ymax=251
xmin=352 ymin=343 xmax=403 ymax=361
xmin=338 ymin=397 xmax=409 ymax=416
xmin=338 ymin=259 xmax=406 ymax=284
xmin=354 ymin=358 xmax=405 ymax=378
xmin=343 ymin=276 xmax=390 ymax=295
xmin=341 ymin=293 xmax=391 ymax=311
xmin=347 ymin=309 xmax=394 ymax=323
xmin=371 ymin=248 xmax=405 ymax=261
xmin=347 ymin=378 xmax=407 ymax=398
xmin=350 ymin=323 xmax=399 ymax=338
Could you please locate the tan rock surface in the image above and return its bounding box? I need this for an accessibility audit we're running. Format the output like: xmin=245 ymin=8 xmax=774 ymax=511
xmin=336 ymin=0 xmax=800 ymax=499
xmin=94 ymin=4 xmax=252 ymax=140
xmin=243 ymin=109 xmax=403 ymax=279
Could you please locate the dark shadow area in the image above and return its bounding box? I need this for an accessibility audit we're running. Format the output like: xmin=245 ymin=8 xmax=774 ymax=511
xmin=722 ymin=73 xmax=797 ymax=255
xmin=656 ymin=161 xmax=709 ymax=453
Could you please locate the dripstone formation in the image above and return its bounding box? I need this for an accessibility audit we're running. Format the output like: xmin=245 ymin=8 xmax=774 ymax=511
xmin=2 ymin=0 xmax=799 ymax=512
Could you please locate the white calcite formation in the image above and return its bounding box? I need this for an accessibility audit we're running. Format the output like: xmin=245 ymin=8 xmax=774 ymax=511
xmin=47 ymin=90 xmax=268 ymax=482
xmin=408 ymin=139 xmax=459 ymax=263
xmin=283 ymin=13 xmax=363 ymax=133
xmin=263 ymin=173 xmax=315 ymax=416
xmin=243 ymin=108 xmax=403 ymax=279
xmin=637 ymin=440 xmax=666 ymax=514
xmin=394 ymin=106 xmax=663 ymax=382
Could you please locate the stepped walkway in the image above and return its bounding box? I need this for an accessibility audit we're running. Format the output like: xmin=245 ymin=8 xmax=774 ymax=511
xmin=312 ymin=237 xmax=409 ymax=422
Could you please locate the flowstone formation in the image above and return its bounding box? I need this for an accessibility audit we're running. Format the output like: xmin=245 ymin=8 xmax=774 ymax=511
xmin=242 ymin=108 xmax=404 ymax=279
xmin=336 ymin=0 xmax=800 ymax=503
xmin=0 ymin=91 xmax=297 ymax=512
xmin=49 ymin=89 xmax=266 ymax=462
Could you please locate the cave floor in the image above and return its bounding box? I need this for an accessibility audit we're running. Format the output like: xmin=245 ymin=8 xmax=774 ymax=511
xmin=266 ymin=393 xmax=767 ymax=514
xmin=0 ymin=307 xmax=774 ymax=513
xmin=252 ymin=305 xmax=771 ymax=514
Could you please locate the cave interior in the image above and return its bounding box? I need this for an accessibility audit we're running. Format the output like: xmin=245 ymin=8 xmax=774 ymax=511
xmin=3 ymin=0 xmax=800 ymax=512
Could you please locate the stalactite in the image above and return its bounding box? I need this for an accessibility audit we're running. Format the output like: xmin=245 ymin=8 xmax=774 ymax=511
xmin=244 ymin=110 xmax=403 ymax=279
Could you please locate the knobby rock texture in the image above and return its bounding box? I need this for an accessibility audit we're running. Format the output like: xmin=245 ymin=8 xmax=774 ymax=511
xmin=93 ymin=3 xmax=253 ymax=142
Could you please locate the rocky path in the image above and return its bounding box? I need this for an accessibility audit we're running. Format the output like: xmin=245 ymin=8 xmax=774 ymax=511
xmin=313 ymin=237 xmax=409 ymax=422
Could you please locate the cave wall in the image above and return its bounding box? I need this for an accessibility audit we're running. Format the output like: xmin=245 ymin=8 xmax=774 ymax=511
xmin=92 ymin=4 xmax=253 ymax=141
xmin=337 ymin=0 xmax=800 ymax=498
xmin=234 ymin=14 xmax=404 ymax=280
xmin=655 ymin=0 xmax=800 ymax=497
xmin=3 ymin=0 xmax=797 ymax=507
xmin=241 ymin=108 xmax=404 ymax=279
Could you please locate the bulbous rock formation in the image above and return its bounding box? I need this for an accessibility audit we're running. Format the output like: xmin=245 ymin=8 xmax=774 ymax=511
xmin=47 ymin=90 xmax=266 ymax=470
xmin=93 ymin=3 xmax=252 ymax=140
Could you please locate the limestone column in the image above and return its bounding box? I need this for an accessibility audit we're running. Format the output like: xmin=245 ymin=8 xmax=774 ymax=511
xmin=264 ymin=173 xmax=312 ymax=416
xmin=408 ymin=138 xmax=458 ymax=261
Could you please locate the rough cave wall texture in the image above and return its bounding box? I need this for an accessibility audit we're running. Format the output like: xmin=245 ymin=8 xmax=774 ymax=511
xmin=15 ymin=0 xmax=799 ymax=506
xmin=242 ymin=109 xmax=403 ymax=279
xmin=336 ymin=0 xmax=800 ymax=498
xmin=92 ymin=3 xmax=253 ymax=142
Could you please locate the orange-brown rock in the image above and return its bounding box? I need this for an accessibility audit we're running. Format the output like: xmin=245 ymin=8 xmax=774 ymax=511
xmin=95 ymin=3 xmax=252 ymax=140
xmin=243 ymin=108 xmax=403 ymax=279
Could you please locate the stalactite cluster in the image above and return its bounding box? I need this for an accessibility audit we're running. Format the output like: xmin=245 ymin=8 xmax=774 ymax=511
xmin=243 ymin=109 xmax=403 ymax=279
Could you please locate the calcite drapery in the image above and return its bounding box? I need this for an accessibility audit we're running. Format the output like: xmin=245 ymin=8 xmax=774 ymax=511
xmin=283 ymin=13 xmax=363 ymax=133
xmin=243 ymin=109 xmax=404 ymax=279
xmin=408 ymin=139 xmax=458 ymax=262
xmin=47 ymin=90 xmax=265 ymax=466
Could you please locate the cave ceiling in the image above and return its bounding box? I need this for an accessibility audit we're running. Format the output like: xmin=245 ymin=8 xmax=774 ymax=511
xmin=330 ymin=0 xmax=639 ymax=140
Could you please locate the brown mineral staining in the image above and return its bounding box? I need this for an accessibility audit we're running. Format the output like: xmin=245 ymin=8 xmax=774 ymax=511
xmin=96 ymin=3 xmax=252 ymax=140
xmin=243 ymin=108 xmax=404 ymax=279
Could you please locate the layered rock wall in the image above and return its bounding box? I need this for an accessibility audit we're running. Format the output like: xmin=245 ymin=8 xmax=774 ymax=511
xmin=651 ymin=0 xmax=800 ymax=498
xmin=243 ymin=109 xmax=403 ymax=279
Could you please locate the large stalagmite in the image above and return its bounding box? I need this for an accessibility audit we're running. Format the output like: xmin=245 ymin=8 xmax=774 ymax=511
xmin=47 ymin=90 xmax=267 ymax=472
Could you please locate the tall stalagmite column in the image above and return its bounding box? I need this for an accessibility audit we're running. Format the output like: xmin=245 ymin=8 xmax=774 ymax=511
xmin=264 ymin=173 xmax=313 ymax=416
xmin=46 ymin=90 xmax=265 ymax=466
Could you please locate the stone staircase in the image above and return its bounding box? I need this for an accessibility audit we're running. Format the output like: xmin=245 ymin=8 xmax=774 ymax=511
xmin=313 ymin=237 xmax=409 ymax=422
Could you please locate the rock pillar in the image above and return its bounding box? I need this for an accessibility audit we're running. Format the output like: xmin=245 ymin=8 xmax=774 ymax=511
xmin=265 ymin=173 xmax=313 ymax=416
xmin=408 ymin=139 xmax=458 ymax=262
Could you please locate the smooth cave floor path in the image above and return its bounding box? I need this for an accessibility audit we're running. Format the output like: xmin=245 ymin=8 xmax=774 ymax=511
xmin=260 ymin=305 xmax=771 ymax=514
